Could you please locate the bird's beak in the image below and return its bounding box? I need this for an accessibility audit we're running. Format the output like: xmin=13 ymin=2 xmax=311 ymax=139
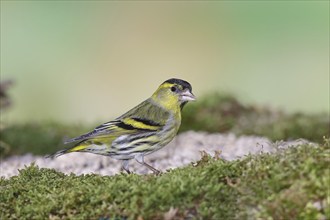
xmin=180 ymin=90 xmax=196 ymax=102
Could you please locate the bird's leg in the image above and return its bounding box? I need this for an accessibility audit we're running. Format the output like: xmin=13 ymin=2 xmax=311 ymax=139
xmin=135 ymin=155 xmax=161 ymax=175
xmin=121 ymin=160 xmax=131 ymax=174
xmin=142 ymin=162 xmax=161 ymax=175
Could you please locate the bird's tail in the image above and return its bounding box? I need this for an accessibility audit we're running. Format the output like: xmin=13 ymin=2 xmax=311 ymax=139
xmin=45 ymin=149 xmax=70 ymax=159
xmin=45 ymin=144 xmax=87 ymax=159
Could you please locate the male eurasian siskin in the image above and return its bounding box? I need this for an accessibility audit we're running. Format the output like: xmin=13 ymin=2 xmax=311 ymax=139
xmin=47 ymin=78 xmax=195 ymax=174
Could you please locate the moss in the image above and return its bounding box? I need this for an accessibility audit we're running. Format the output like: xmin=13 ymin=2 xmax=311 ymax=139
xmin=1 ymin=93 xmax=328 ymax=157
xmin=1 ymin=140 xmax=329 ymax=219
xmin=0 ymin=122 xmax=87 ymax=158
xmin=180 ymin=93 xmax=329 ymax=143
xmin=236 ymin=138 xmax=330 ymax=219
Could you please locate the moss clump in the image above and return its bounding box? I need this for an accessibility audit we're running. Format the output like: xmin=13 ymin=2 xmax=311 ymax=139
xmin=0 ymin=79 xmax=15 ymax=157
xmin=180 ymin=93 xmax=329 ymax=142
xmin=0 ymin=122 xmax=87 ymax=158
xmin=236 ymin=138 xmax=330 ymax=220
xmin=1 ymin=140 xmax=329 ymax=219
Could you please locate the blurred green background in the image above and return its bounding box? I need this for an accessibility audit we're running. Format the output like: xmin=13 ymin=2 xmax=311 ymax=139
xmin=1 ymin=1 xmax=329 ymax=124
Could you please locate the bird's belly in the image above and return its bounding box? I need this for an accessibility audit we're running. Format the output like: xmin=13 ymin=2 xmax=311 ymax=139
xmin=144 ymin=123 xmax=179 ymax=154
xmin=109 ymin=134 xmax=158 ymax=158
xmin=107 ymin=117 xmax=180 ymax=159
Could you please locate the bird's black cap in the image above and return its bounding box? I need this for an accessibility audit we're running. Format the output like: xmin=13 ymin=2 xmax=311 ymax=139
xmin=163 ymin=78 xmax=192 ymax=92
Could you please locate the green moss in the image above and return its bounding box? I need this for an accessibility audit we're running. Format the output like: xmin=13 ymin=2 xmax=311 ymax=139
xmin=180 ymin=93 xmax=329 ymax=142
xmin=0 ymin=122 xmax=87 ymax=158
xmin=1 ymin=140 xmax=329 ymax=219
xmin=1 ymin=93 xmax=328 ymax=157
xmin=236 ymin=139 xmax=330 ymax=219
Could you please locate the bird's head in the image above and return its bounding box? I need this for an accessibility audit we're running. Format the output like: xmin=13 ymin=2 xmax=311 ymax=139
xmin=151 ymin=78 xmax=196 ymax=110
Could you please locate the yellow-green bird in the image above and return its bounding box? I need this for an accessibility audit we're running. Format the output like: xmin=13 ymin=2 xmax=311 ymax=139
xmin=47 ymin=78 xmax=195 ymax=174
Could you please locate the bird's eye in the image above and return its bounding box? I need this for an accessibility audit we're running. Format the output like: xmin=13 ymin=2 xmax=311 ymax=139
xmin=171 ymin=86 xmax=177 ymax=92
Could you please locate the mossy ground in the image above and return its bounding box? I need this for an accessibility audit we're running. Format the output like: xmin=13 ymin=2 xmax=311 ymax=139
xmin=1 ymin=140 xmax=329 ymax=220
xmin=1 ymin=93 xmax=329 ymax=219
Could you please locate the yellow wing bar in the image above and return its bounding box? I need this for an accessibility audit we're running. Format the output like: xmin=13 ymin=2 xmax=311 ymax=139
xmin=121 ymin=118 xmax=160 ymax=131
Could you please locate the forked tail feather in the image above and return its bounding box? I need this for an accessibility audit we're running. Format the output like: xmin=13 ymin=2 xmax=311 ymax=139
xmin=45 ymin=149 xmax=69 ymax=159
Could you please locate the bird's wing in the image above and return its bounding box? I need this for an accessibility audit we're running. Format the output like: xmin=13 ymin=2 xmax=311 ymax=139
xmin=64 ymin=99 xmax=169 ymax=144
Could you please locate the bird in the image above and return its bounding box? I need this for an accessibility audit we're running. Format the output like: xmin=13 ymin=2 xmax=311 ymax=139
xmin=46 ymin=78 xmax=196 ymax=174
